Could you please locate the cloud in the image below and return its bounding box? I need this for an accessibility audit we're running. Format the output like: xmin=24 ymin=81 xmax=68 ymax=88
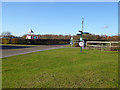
xmin=103 ymin=25 xmax=109 ymax=29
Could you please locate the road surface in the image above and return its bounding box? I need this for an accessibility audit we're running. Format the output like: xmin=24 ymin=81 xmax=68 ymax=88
xmin=1 ymin=45 xmax=64 ymax=58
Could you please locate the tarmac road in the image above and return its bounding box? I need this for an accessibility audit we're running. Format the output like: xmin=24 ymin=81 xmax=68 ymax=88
xmin=1 ymin=45 xmax=64 ymax=58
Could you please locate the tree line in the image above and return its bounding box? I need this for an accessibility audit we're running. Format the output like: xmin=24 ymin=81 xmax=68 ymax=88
xmin=22 ymin=34 xmax=119 ymax=41
xmin=1 ymin=31 xmax=119 ymax=41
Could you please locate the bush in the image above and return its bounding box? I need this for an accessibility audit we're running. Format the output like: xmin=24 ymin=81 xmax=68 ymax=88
xmin=111 ymin=47 xmax=119 ymax=51
xmin=73 ymin=42 xmax=79 ymax=47
xmin=0 ymin=39 xmax=2 ymax=44
xmin=18 ymin=39 xmax=27 ymax=44
xmin=11 ymin=38 xmax=19 ymax=44
xmin=1 ymin=38 xmax=70 ymax=45
xmin=2 ymin=38 xmax=10 ymax=44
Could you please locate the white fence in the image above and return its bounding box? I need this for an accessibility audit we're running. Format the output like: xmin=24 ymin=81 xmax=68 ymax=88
xmin=86 ymin=41 xmax=119 ymax=49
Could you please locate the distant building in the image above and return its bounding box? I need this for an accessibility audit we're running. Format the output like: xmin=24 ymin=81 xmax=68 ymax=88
xmin=26 ymin=29 xmax=40 ymax=39
xmin=26 ymin=29 xmax=34 ymax=39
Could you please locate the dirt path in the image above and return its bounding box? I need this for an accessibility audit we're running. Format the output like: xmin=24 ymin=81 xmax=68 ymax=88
xmin=1 ymin=45 xmax=64 ymax=58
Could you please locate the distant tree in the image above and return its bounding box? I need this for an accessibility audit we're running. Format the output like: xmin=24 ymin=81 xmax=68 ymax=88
xmin=112 ymin=36 xmax=118 ymax=41
xmin=22 ymin=34 xmax=27 ymax=39
xmin=0 ymin=31 xmax=15 ymax=38
xmin=100 ymin=35 xmax=106 ymax=40
xmin=82 ymin=34 xmax=96 ymax=40
xmin=96 ymin=35 xmax=101 ymax=39
xmin=1 ymin=32 xmax=11 ymax=37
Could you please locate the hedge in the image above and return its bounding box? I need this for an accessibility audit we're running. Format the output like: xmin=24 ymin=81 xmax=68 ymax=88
xmin=73 ymin=42 xmax=79 ymax=47
xmin=2 ymin=38 xmax=10 ymax=44
xmin=1 ymin=38 xmax=70 ymax=45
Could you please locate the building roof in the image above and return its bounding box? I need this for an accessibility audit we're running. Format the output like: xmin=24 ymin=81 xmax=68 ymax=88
xmin=28 ymin=29 xmax=34 ymax=33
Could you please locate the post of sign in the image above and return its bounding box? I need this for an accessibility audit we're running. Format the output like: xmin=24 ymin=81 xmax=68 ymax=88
xmin=80 ymin=17 xmax=84 ymax=53
xmin=77 ymin=18 xmax=89 ymax=53
xmin=70 ymin=36 xmax=73 ymax=47
xmin=80 ymin=35 xmax=82 ymax=53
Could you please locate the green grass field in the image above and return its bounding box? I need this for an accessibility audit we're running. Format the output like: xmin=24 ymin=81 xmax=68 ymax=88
xmin=64 ymin=45 xmax=72 ymax=47
xmin=2 ymin=48 xmax=118 ymax=88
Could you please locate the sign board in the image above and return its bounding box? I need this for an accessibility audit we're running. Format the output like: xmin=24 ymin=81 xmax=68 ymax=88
xmin=70 ymin=37 xmax=73 ymax=45
xmin=80 ymin=38 xmax=83 ymax=41
xmin=70 ymin=42 xmax=73 ymax=45
xmin=71 ymin=37 xmax=73 ymax=40
xmin=79 ymin=42 xmax=84 ymax=47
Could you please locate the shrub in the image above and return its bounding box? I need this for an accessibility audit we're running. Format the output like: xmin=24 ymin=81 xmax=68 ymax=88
xmin=73 ymin=42 xmax=79 ymax=47
xmin=111 ymin=47 xmax=119 ymax=51
xmin=2 ymin=38 xmax=10 ymax=44
xmin=0 ymin=39 xmax=2 ymax=44
xmin=11 ymin=38 xmax=19 ymax=44
xmin=18 ymin=39 xmax=26 ymax=44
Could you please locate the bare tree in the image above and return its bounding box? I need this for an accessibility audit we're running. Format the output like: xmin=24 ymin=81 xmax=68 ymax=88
xmin=1 ymin=32 xmax=11 ymax=37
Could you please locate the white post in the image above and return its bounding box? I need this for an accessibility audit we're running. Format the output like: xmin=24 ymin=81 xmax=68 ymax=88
xmin=86 ymin=41 xmax=87 ymax=49
xmin=110 ymin=42 xmax=111 ymax=50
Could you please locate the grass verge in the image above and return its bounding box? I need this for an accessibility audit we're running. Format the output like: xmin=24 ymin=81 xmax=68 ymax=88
xmin=64 ymin=45 xmax=72 ymax=47
xmin=2 ymin=48 xmax=118 ymax=88
xmin=0 ymin=44 xmax=40 ymax=46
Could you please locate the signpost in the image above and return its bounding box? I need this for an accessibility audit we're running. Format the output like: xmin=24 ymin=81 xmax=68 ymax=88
xmin=79 ymin=31 xmax=83 ymax=53
xmin=79 ymin=42 xmax=84 ymax=47
xmin=70 ymin=37 xmax=73 ymax=47
xmin=77 ymin=18 xmax=84 ymax=53
xmin=76 ymin=18 xmax=89 ymax=53
xmin=80 ymin=37 xmax=83 ymax=41
xmin=79 ymin=18 xmax=84 ymax=53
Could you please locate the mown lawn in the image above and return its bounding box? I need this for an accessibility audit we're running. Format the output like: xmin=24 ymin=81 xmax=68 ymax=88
xmin=2 ymin=48 xmax=118 ymax=88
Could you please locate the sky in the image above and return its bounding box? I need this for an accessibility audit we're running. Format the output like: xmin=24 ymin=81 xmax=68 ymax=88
xmin=1 ymin=0 xmax=120 ymax=2
xmin=2 ymin=2 xmax=118 ymax=37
